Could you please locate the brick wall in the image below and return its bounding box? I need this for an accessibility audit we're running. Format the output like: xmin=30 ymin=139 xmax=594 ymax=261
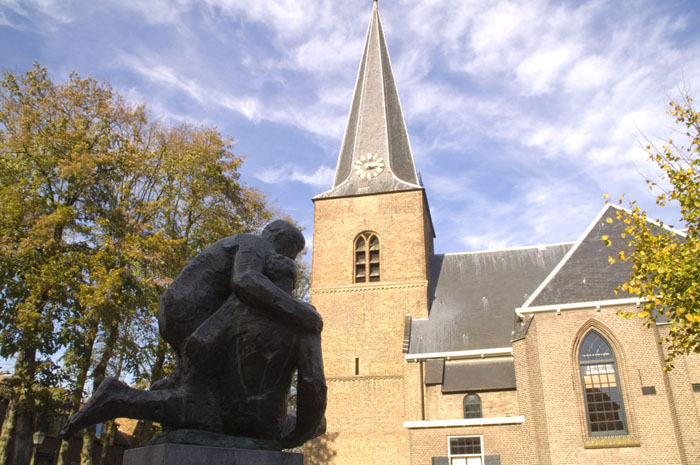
xmin=309 ymin=190 xmax=432 ymax=465
xmin=312 ymin=376 xmax=409 ymax=465
xmin=514 ymin=307 xmax=697 ymax=464
xmin=308 ymin=188 xmax=700 ymax=465
xmin=513 ymin=321 xmax=551 ymax=465
xmin=311 ymin=190 xmax=431 ymax=289
xmin=404 ymin=361 xmax=424 ymax=423
xmin=656 ymin=325 xmax=700 ymax=464
xmin=408 ymin=425 xmax=524 ymax=465
xmin=687 ymin=350 xmax=700 ymax=423
xmin=423 ymin=387 xmax=518 ymax=420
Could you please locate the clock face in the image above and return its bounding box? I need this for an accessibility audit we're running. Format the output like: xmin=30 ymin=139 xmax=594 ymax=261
xmin=354 ymin=153 xmax=385 ymax=180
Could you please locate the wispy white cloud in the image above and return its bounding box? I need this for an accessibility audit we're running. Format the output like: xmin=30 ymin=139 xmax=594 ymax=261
xmin=393 ymin=0 xmax=700 ymax=202
xmin=0 ymin=0 xmax=77 ymax=28
xmin=256 ymin=165 xmax=334 ymax=188
xmin=204 ymin=0 xmax=312 ymax=40
xmin=106 ymin=0 xmax=192 ymax=25
xmin=116 ymin=48 xmax=347 ymax=136
xmin=290 ymin=33 xmax=364 ymax=74
xmin=5 ymin=0 xmax=700 ymax=253
xmin=119 ymin=52 xmax=206 ymax=103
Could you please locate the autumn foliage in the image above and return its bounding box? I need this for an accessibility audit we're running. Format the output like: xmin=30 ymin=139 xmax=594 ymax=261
xmin=0 ymin=64 xmax=276 ymax=465
xmin=612 ymin=94 xmax=700 ymax=366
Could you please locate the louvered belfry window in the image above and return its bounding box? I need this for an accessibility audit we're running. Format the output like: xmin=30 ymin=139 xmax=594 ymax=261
xmin=354 ymin=232 xmax=380 ymax=283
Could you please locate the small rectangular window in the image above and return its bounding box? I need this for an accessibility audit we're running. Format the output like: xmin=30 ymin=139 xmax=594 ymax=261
xmin=692 ymin=383 xmax=700 ymax=393
xmin=355 ymin=357 xmax=359 ymax=376
xmin=448 ymin=436 xmax=483 ymax=465
xmin=641 ymin=386 xmax=656 ymax=395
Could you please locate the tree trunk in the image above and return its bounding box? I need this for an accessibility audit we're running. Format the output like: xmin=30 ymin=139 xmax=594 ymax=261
xmin=136 ymin=338 xmax=167 ymax=446
xmin=80 ymin=324 xmax=118 ymax=465
xmin=0 ymin=396 xmax=17 ymax=465
xmin=8 ymin=350 xmax=36 ymax=465
xmin=56 ymin=321 xmax=98 ymax=465
xmin=96 ymin=421 xmax=115 ymax=465
xmin=79 ymin=427 xmax=96 ymax=465
xmin=55 ymin=439 xmax=70 ymax=465
xmin=10 ymin=411 xmax=32 ymax=465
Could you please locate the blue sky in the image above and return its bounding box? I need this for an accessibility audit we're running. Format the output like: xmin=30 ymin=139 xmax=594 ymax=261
xmin=2 ymin=0 xmax=700 ymax=263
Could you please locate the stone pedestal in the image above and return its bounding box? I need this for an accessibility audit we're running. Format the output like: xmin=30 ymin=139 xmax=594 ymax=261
xmin=123 ymin=444 xmax=303 ymax=465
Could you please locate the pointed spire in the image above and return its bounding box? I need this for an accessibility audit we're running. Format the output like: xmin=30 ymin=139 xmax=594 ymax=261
xmin=316 ymin=2 xmax=420 ymax=199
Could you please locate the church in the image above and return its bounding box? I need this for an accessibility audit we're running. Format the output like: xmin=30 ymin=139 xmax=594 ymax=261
xmin=307 ymin=2 xmax=700 ymax=465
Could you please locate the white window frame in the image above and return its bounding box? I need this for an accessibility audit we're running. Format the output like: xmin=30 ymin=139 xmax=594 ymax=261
xmin=447 ymin=435 xmax=484 ymax=465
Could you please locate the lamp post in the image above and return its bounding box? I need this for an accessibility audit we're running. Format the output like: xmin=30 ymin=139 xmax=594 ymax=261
xmin=30 ymin=430 xmax=47 ymax=465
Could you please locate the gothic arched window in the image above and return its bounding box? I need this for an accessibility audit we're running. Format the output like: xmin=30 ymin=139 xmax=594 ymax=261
xmin=463 ymin=393 xmax=482 ymax=419
xmin=579 ymin=330 xmax=628 ymax=436
xmin=354 ymin=232 xmax=380 ymax=283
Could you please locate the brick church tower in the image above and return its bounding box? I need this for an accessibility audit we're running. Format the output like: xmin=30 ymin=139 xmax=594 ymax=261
xmin=309 ymin=2 xmax=434 ymax=464
xmin=309 ymin=3 xmax=700 ymax=465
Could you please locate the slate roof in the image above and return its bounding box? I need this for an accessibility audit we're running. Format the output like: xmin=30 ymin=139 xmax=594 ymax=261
xmin=315 ymin=2 xmax=421 ymax=200
xmin=524 ymin=204 xmax=636 ymax=308
xmin=441 ymin=359 xmax=517 ymax=393
xmin=409 ymin=243 xmax=572 ymax=354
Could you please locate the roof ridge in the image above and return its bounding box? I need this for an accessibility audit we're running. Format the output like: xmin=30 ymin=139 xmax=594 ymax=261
xmin=440 ymin=241 xmax=575 ymax=256
xmin=520 ymin=204 xmax=614 ymax=308
xmin=522 ymin=202 xmax=686 ymax=309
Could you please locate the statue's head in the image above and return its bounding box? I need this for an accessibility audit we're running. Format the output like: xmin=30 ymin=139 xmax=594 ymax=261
xmin=262 ymin=220 xmax=305 ymax=259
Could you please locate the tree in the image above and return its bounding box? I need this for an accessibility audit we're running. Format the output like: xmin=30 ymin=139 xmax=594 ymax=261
xmin=0 ymin=64 xmax=128 ymax=465
xmin=0 ymin=64 xmax=278 ymax=465
xmin=611 ymin=93 xmax=700 ymax=366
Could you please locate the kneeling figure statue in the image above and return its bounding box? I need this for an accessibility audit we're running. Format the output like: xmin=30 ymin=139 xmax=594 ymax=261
xmin=61 ymin=220 xmax=326 ymax=450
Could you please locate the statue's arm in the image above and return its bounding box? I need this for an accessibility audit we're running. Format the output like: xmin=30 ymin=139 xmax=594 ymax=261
xmin=231 ymin=246 xmax=322 ymax=334
xmin=280 ymin=334 xmax=327 ymax=449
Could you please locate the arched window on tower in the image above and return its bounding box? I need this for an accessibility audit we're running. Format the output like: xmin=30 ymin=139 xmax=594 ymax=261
xmin=354 ymin=232 xmax=380 ymax=283
xmin=463 ymin=393 xmax=482 ymax=419
xmin=579 ymin=330 xmax=628 ymax=436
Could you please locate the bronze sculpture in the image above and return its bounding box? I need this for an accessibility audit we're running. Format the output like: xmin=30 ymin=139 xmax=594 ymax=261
xmin=60 ymin=220 xmax=326 ymax=450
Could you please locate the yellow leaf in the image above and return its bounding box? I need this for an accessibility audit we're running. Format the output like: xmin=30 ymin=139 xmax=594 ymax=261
xmin=606 ymin=218 xmax=613 ymax=223
xmin=638 ymin=311 xmax=650 ymax=318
